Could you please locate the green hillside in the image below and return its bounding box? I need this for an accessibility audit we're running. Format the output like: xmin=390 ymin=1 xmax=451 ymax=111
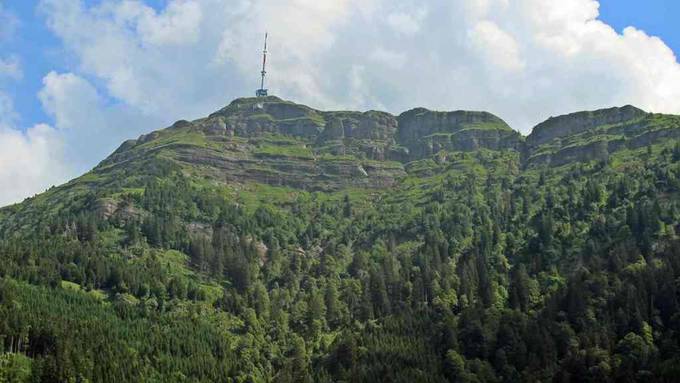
xmin=2 ymin=98 xmax=680 ymax=382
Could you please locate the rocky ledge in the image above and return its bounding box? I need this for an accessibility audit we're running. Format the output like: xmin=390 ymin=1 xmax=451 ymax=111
xmin=102 ymin=97 xmax=680 ymax=189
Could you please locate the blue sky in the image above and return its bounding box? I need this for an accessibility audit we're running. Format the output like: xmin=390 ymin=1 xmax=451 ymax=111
xmin=2 ymin=0 xmax=679 ymax=131
xmin=2 ymin=1 xmax=57 ymax=127
xmin=599 ymin=0 xmax=680 ymax=56
xmin=3 ymin=0 xmax=171 ymax=127
xmin=1 ymin=0 xmax=680 ymax=206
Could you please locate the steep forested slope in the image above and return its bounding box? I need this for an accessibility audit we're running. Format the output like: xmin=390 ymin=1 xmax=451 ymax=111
xmin=2 ymin=97 xmax=680 ymax=382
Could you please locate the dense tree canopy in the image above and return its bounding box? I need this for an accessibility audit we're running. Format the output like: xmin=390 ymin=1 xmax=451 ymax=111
xmin=1 ymin=140 xmax=680 ymax=381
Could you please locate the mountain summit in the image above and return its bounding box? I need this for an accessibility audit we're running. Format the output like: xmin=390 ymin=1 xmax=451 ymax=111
xmin=94 ymin=96 xmax=522 ymax=193
xmin=94 ymin=97 xmax=680 ymax=194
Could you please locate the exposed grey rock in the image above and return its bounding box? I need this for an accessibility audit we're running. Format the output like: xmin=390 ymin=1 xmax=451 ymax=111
xmin=526 ymin=105 xmax=647 ymax=148
xmin=97 ymin=96 xmax=680 ymax=190
xmin=198 ymin=116 xmax=227 ymax=135
xmin=396 ymin=108 xmax=522 ymax=160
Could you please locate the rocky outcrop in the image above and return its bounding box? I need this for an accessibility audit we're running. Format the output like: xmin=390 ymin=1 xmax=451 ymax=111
xmin=98 ymin=97 xmax=680 ymax=190
xmin=315 ymin=110 xmax=399 ymax=160
xmin=523 ymin=106 xmax=680 ymax=168
xmin=526 ymin=105 xmax=647 ymax=148
xmin=95 ymin=198 xmax=146 ymax=222
xmin=396 ymin=108 xmax=522 ymax=160
xmin=627 ymin=126 xmax=680 ymax=149
xmin=208 ymin=96 xmax=325 ymax=139
xmin=397 ymin=108 xmax=508 ymax=141
xmin=318 ymin=111 xmax=398 ymax=141
xmin=405 ymin=128 xmax=523 ymax=159
xmin=526 ymin=141 xmax=609 ymax=167
xmin=169 ymin=144 xmax=405 ymax=191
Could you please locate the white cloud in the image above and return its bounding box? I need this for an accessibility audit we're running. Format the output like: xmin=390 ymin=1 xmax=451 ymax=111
xmin=387 ymin=7 xmax=428 ymax=35
xmin=0 ymin=90 xmax=67 ymax=206
xmin=0 ymin=123 xmax=67 ymax=206
xmin=0 ymin=66 xmax=170 ymax=206
xmin=0 ymin=18 xmax=63 ymax=207
xmin=31 ymin=0 xmax=680 ymax=129
xmin=118 ymin=0 xmax=203 ymax=46
xmin=370 ymin=48 xmax=407 ymax=69
xmin=38 ymin=0 xmax=222 ymax=117
xmin=38 ymin=71 xmax=112 ymax=168
xmin=3 ymin=0 xmax=677 ymax=205
xmin=0 ymin=91 xmax=16 ymax=126
xmin=468 ymin=20 xmax=525 ymax=72
xmin=39 ymin=72 xmax=102 ymax=133
xmin=37 ymin=71 xmax=164 ymax=172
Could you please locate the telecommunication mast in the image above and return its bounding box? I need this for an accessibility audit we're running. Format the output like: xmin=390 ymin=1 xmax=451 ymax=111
xmin=256 ymin=33 xmax=268 ymax=97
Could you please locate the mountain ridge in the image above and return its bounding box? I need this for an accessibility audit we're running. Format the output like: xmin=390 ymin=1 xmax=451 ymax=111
xmin=3 ymin=96 xmax=677 ymax=235
xmin=99 ymin=96 xmax=680 ymax=190
xmin=109 ymin=97 xmax=668 ymax=163
xmin=2 ymin=97 xmax=678 ymax=216
xmin=119 ymin=97 xmax=655 ymax=145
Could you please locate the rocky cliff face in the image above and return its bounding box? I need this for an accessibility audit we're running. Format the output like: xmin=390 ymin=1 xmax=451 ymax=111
xmin=101 ymin=97 xmax=680 ymax=191
xmin=526 ymin=105 xmax=647 ymax=148
xmin=396 ymin=108 xmax=522 ymax=160
xmin=522 ymin=105 xmax=680 ymax=168
xmin=103 ymin=96 xmax=526 ymax=191
xmin=206 ymin=97 xmax=325 ymax=139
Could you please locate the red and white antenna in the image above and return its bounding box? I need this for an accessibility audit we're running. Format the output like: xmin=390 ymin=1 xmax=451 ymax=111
xmin=256 ymin=32 xmax=268 ymax=97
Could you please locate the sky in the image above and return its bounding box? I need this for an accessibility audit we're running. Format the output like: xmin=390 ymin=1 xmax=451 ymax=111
xmin=0 ymin=0 xmax=679 ymax=207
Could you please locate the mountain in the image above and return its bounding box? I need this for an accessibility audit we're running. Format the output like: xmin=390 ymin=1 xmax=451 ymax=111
xmin=2 ymin=97 xmax=680 ymax=382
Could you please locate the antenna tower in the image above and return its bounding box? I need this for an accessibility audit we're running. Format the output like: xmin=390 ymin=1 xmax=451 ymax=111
xmin=256 ymin=33 xmax=268 ymax=97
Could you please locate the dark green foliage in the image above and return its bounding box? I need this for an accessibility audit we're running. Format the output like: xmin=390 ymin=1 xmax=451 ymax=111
xmin=2 ymin=130 xmax=680 ymax=381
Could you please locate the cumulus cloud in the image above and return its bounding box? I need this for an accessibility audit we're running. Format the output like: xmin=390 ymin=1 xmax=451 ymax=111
xmin=37 ymin=71 xmax=164 ymax=172
xmin=37 ymin=0 xmax=680 ymax=132
xmin=39 ymin=0 xmax=240 ymax=118
xmin=386 ymin=6 xmax=428 ymax=36
xmin=124 ymin=0 xmax=203 ymax=46
xmin=0 ymin=88 xmax=67 ymax=206
xmin=0 ymin=122 xmax=67 ymax=206
xmin=0 ymin=69 xmax=163 ymax=206
xmin=4 ymin=0 xmax=680 ymax=205
xmin=468 ymin=20 xmax=525 ymax=72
